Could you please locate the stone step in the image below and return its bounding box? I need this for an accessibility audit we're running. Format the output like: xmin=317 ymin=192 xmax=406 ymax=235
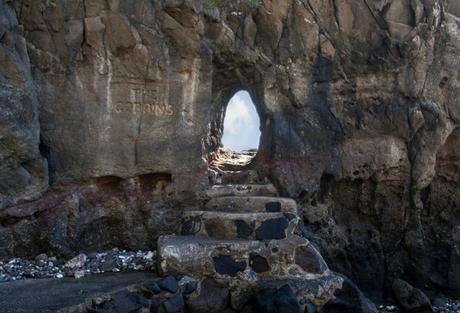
xmin=180 ymin=210 xmax=300 ymax=240
xmin=216 ymin=169 xmax=261 ymax=184
xmin=205 ymin=196 xmax=298 ymax=213
xmin=205 ymin=184 xmax=278 ymax=198
xmin=157 ymin=235 xmax=328 ymax=280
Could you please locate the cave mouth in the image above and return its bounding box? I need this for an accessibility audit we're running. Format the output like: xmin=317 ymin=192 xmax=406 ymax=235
xmin=215 ymin=90 xmax=261 ymax=170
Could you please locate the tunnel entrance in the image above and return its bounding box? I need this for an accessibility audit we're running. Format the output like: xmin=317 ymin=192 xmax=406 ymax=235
xmin=222 ymin=90 xmax=261 ymax=152
xmin=210 ymin=90 xmax=262 ymax=172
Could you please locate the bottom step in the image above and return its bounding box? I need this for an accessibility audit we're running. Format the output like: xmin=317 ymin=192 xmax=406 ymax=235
xmin=157 ymin=235 xmax=328 ymax=280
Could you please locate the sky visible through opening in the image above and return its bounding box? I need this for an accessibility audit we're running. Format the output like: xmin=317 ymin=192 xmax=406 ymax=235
xmin=222 ymin=90 xmax=261 ymax=152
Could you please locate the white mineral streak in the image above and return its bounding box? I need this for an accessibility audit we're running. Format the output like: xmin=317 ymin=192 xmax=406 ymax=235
xmin=180 ymin=58 xmax=200 ymax=127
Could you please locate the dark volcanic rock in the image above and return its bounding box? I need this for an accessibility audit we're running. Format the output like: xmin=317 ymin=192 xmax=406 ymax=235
xmin=109 ymin=289 xmax=149 ymax=313
xmin=294 ymin=244 xmax=328 ymax=274
xmin=163 ymin=292 xmax=185 ymax=313
xmin=212 ymin=254 xmax=247 ymax=277
xmin=235 ymin=219 xmax=254 ymax=239
xmin=178 ymin=276 xmax=198 ymax=295
xmin=158 ymin=275 xmax=179 ymax=294
xmin=145 ymin=282 xmax=161 ymax=294
xmin=255 ymin=218 xmax=289 ymax=240
xmin=181 ymin=217 xmax=201 ymax=236
xmin=265 ymin=201 xmax=282 ymax=212
xmin=249 ymin=253 xmax=270 ymax=273
xmin=187 ymin=278 xmax=229 ymax=313
xmin=253 ymin=284 xmax=301 ymax=313
xmin=392 ymin=279 xmax=433 ymax=313
xmin=321 ymin=275 xmax=378 ymax=313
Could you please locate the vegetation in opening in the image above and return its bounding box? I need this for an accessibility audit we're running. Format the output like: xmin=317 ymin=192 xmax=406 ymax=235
xmin=222 ymin=90 xmax=261 ymax=152
xmin=203 ymin=0 xmax=261 ymax=9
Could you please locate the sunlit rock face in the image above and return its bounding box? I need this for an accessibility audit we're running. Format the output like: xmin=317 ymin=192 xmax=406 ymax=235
xmin=0 ymin=0 xmax=458 ymax=300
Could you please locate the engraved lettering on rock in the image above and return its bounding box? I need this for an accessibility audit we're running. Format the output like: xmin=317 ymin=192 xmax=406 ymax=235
xmin=114 ymin=88 xmax=174 ymax=116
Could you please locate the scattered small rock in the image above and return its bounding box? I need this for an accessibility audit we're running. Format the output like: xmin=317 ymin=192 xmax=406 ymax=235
xmin=145 ymin=251 xmax=155 ymax=260
xmin=34 ymin=254 xmax=48 ymax=262
xmin=74 ymin=270 xmax=86 ymax=279
xmin=378 ymin=304 xmax=399 ymax=312
xmin=378 ymin=298 xmax=460 ymax=313
xmin=64 ymin=253 xmax=87 ymax=270
xmin=432 ymin=298 xmax=460 ymax=313
xmin=0 ymin=249 xmax=156 ymax=283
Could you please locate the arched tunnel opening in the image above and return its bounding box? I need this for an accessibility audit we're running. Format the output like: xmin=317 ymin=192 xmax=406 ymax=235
xmin=207 ymin=85 xmax=266 ymax=176
xmin=219 ymin=90 xmax=261 ymax=166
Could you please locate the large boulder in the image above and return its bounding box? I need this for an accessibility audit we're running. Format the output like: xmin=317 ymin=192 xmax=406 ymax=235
xmin=392 ymin=279 xmax=433 ymax=313
xmin=320 ymin=275 xmax=378 ymax=313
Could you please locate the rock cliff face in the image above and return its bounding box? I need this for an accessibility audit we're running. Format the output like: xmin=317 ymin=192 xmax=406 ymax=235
xmin=0 ymin=0 xmax=459 ymax=300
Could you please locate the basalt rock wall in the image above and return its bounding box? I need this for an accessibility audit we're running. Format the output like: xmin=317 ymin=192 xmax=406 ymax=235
xmin=0 ymin=0 xmax=459 ymax=300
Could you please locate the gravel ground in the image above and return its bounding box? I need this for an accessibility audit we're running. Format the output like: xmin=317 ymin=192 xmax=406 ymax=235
xmin=377 ymin=299 xmax=460 ymax=313
xmin=433 ymin=299 xmax=460 ymax=313
xmin=377 ymin=304 xmax=400 ymax=312
xmin=0 ymin=249 xmax=156 ymax=282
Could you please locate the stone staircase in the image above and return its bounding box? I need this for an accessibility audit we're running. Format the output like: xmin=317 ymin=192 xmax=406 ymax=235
xmin=157 ymin=168 xmax=344 ymax=310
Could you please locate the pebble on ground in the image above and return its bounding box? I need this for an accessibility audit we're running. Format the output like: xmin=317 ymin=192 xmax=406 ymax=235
xmin=0 ymin=248 xmax=156 ymax=282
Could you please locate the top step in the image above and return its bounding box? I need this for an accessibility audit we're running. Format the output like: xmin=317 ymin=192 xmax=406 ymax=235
xmin=205 ymin=196 xmax=298 ymax=214
xmin=205 ymin=184 xmax=278 ymax=198
xmin=215 ymin=169 xmax=262 ymax=185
